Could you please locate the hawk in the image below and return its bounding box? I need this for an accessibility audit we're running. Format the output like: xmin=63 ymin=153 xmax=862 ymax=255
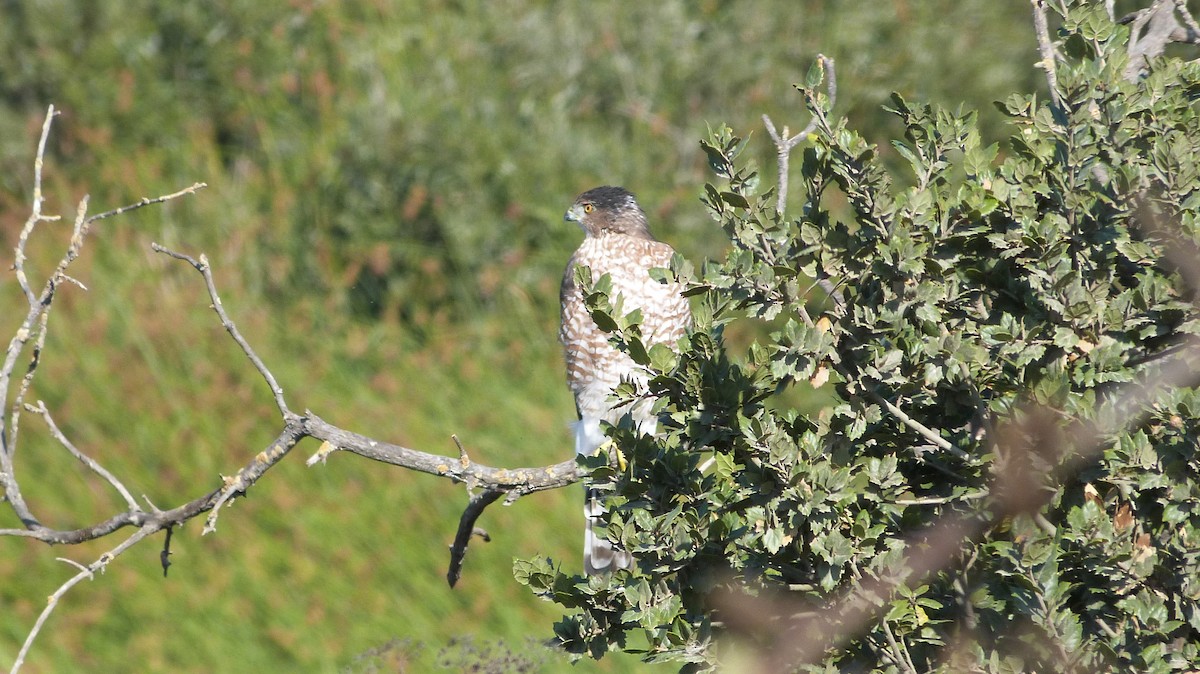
xmin=560 ymin=186 xmax=690 ymax=574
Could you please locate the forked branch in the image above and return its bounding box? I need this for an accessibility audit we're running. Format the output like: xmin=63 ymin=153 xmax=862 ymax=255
xmin=763 ymin=54 xmax=836 ymax=217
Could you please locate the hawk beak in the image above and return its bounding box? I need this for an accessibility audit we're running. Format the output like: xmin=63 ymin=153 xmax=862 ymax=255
xmin=564 ymin=204 xmax=582 ymax=223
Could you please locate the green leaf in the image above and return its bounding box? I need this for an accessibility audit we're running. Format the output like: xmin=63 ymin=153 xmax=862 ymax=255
xmin=805 ymin=58 xmax=825 ymax=88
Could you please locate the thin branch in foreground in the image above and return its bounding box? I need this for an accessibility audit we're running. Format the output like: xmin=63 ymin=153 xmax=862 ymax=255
xmin=11 ymin=524 xmax=156 ymax=673
xmin=151 ymin=243 xmax=290 ymax=419
xmin=25 ymin=400 xmax=140 ymax=512
xmin=1178 ymin=0 xmax=1200 ymax=40
xmin=12 ymin=104 xmax=62 ymax=305
xmin=1122 ymin=0 xmax=1191 ymax=81
xmin=763 ymin=54 xmax=836 ymax=218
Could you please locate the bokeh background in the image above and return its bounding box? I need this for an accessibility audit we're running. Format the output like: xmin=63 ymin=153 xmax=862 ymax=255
xmin=0 ymin=2 xmax=1041 ymax=671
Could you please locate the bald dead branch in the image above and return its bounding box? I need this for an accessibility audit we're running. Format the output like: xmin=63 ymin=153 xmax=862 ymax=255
xmin=1 ymin=106 xmax=582 ymax=673
xmin=763 ymin=53 xmax=836 ymax=217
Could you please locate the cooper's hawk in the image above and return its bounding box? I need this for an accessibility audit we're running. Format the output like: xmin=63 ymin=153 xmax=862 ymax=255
xmin=560 ymin=186 xmax=690 ymax=574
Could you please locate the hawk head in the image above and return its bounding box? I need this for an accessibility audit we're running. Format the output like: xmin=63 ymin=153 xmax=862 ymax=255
xmin=564 ymin=186 xmax=652 ymax=239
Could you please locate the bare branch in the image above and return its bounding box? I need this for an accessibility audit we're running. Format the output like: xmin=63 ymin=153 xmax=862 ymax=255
xmin=867 ymin=389 xmax=969 ymax=460
xmin=11 ymin=525 xmax=156 ymax=674
xmin=794 ymin=303 xmax=965 ymax=462
xmin=894 ymin=490 xmax=988 ymax=507
xmin=85 ymin=182 xmax=206 ymax=225
xmin=1178 ymin=0 xmax=1200 ymax=40
xmin=54 ymin=557 xmax=93 ymax=575
xmin=7 ymin=305 xmax=50 ymax=454
xmin=4 ymin=174 xmax=205 ymax=538
xmin=203 ymin=427 xmax=303 ymax=535
xmin=161 ymin=526 xmax=174 ymax=577
xmin=447 ymin=490 xmax=503 ymax=588
xmin=24 ymin=400 xmax=140 ymax=511
xmin=13 ymin=105 xmax=62 ymax=306
xmin=301 ymin=414 xmax=579 ymax=494
xmin=151 ymin=244 xmax=290 ymax=418
xmin=763 ymin=54 xmax=836 ymax=217
xmin=1123 ymin=0 xmax=1194 ymax=81
xmin=1031 ymin=0 xmax=1065 ymax=115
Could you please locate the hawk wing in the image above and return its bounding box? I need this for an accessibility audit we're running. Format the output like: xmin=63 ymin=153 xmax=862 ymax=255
xmin=560 ymin=234 xmax=689 ymax=574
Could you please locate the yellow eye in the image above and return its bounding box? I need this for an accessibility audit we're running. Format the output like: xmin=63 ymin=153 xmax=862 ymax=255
xmin=583 ymin=203 xmax=594 ymax=214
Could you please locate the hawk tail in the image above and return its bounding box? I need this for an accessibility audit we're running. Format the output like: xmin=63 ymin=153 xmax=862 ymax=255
xmin=583 ymin=487 xmax=633 ymax=575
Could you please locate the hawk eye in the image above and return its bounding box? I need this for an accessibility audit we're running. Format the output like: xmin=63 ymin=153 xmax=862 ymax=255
xmin=583 ymin=203 xmax=594 ymax=214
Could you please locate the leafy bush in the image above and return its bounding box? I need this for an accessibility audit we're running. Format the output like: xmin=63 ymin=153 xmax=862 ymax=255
xmin=518 ymin=4 xmax=1200 ymax=671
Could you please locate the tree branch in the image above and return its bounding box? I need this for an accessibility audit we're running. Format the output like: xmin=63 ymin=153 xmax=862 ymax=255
xmin=300 ymin=415 xmax=579 ymax=493
xmin=24 ymin=400 xmax=140 ymax=512
xmin=11 ymin=524 xmax=157 ymax=673
xmin=12 ymin=105 xmax=61 ymax=306
xmin=2 ymin=107 xmax=584 ymax=670
xmin=447 ymin=490 xmax=503 ymax=588
xmin=763 ymin=54 xmax=836 ymax=218
xmin=151 ymin=244 xmax=290 ymax=418
xmin=1122 ymin=0 xmax=1196 ymax=81
xmin=1031 ymin=0 xmax=1065 ymax=115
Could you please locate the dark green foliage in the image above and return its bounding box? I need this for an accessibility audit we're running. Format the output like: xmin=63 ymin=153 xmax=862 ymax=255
xmin=518 ymin=4 xmax=1200 ymax=671
xmin=0 ymin=2 xmax=1187 ymax=673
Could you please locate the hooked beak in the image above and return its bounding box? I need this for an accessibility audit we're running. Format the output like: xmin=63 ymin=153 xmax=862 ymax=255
xmin=564 ymin=204 xmax=583 ymax=223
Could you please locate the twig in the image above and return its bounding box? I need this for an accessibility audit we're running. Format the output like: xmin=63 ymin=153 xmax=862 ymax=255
xmin=1032 ymin=512 xmax=1058 ymax=535
xmin=11 ymin=525 xmax=156 ymax=674
xmin=161 ymin=526 xmax=173 ymax=577
xmin=894 ymin=490 xmax=988 ymax=506
xmin=795 ymin=300 xmax=967 ymax=462
xmin=25 ymin=400 xmax=140 ymax=512
xmin=1031 ymin=0 xmax=1065 ymax=116
xmin=151 ymin=244 xmax=290 ymax=418
xmin=868 ymin=390 xmax=969 ymax=460
xmin=202 ymin=430 xmax=300 ymax=535
xmin=850 ymin=562 xmax=917 ymax=674
xmin=305 ymin=440 xmax=337 ymax=466
xmin=447 ymin=489 xmax=503 ymax=587
xmin=879 ymin=618 xmax=917 ymax=674
xmin=7 ymin=307 xmax=51 ymax=454
xmin=12 ymin=105 xmax=62 ymax=306
xmin=2 ymin=106 xmax=64 ymax=530
xmin=763 ymin=54 xmax=836 ymax=217
xmin=54 ymin=557 xmax=93 ymax=575
xmin=85 ymin=183 xmax=206 ymax=225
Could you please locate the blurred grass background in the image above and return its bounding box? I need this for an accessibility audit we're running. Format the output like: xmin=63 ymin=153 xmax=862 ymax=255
xmin=0 ymin=1 xmax=1040 ymax=671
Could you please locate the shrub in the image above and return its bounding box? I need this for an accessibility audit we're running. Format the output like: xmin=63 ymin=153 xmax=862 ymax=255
xmin=518 ymin=4 xmax=1200 ymax=671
